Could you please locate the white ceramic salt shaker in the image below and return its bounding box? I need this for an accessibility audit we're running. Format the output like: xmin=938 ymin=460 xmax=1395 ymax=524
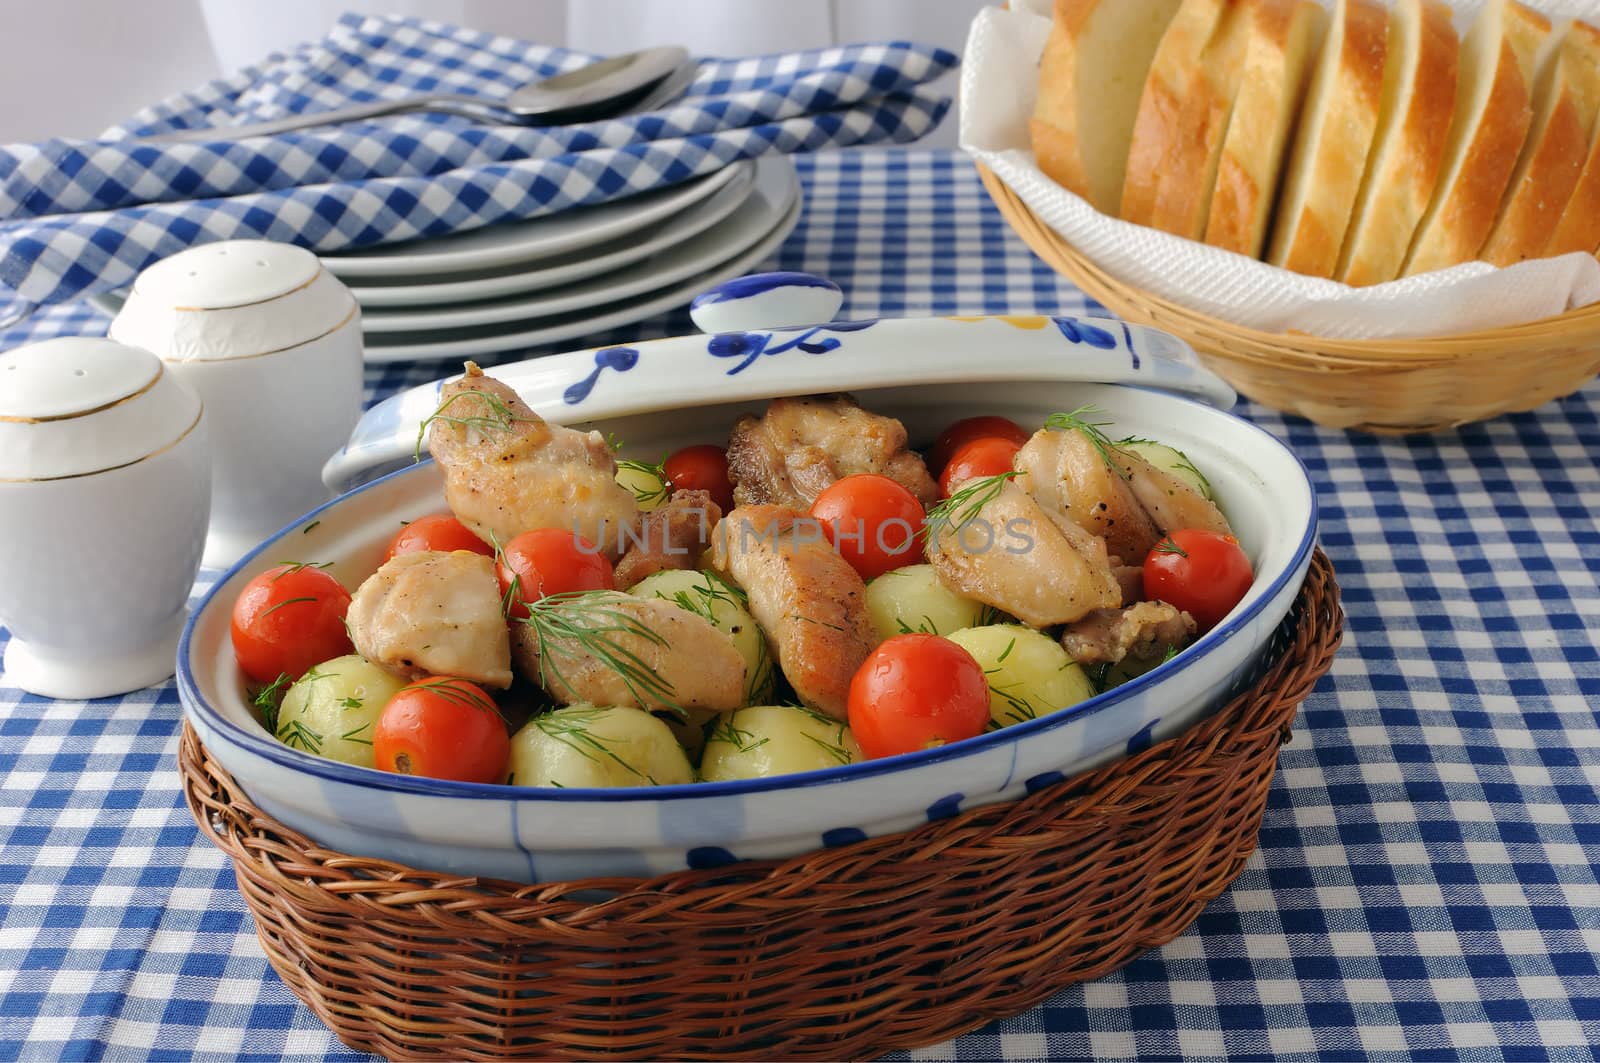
xmin=0 ymin=337 xmax=210 ymax=698
xmin=689 ymin=272 xmax=844 ymax=334
xmin=109 ymin=239 xmax=363 ymax=569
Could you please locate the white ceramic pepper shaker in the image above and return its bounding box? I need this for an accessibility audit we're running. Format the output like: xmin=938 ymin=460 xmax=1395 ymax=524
xmin=0 ymin=337 xmax=210 ymax=699
xmin=109 ymin=240 xmax=363 ymax=569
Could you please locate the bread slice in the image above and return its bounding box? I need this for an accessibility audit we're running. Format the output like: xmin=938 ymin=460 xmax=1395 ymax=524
xmin=1203 ymin=0 xmax=1327 ymax=256
xmin=1543 ymin=20 xmax=1600 ymax=258
xmin=1121 ymin=0 xmax=1238 ymax=226
xmin=1402 ymin=0 xmax=1548 ymax=277
xmin=1030 ymin=0 xmax=1185 ymax=214
xmin=1336 ymin=0 xmax=1460 ymax=287
xmin=1147 ymin=1 xmax=1257 ymax=239
xmin=1266 ymin=0 xmax=1389 ymax=279
xmin=1481 ymin=18 xmax=1595 ymax=265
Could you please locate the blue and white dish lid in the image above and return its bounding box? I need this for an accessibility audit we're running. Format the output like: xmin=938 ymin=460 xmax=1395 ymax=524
xmin=323 ymin=271 xmax=1236 ymax=491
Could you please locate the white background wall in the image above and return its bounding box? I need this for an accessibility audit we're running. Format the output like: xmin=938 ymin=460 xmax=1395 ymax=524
xmin=0 ymin=0 xmax=982 ymax=145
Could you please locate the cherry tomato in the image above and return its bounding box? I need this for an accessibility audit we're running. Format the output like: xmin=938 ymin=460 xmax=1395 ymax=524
xmin=374 ymin=677 xmax=510 ymax=784
xmin=848 ymin=634 xmax=991 ymax=759
xmin=663 ymin=444 xmax=736 ymax=514
xmin=938 ymin=437 xmax=1023 ymax=496
xmin=383 ymin=513 xmax=492 ymax=563
xmin=809 ymin=473 xmax=926 ymax=581
xmin=230 ymin=564 xmax=354 ymax=684
xmin=927 ymin=416 xmax=1030 ymax=475
xmin=1143 ymin=529 xmax=1255 ymax=632
xmin=497 ymin=528 xmax=616 ymax=619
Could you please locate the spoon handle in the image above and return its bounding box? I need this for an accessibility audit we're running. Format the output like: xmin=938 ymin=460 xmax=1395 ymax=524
xmin=140 ymin=94 xmax=496 ymax=143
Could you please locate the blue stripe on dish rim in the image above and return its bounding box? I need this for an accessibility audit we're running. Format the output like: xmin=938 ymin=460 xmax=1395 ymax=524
xmin=176 ymin=391 xmax=1319 ymax=806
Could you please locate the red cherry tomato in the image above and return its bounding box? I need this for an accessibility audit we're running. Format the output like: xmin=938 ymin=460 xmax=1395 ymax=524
xmin=927 ymin=416 xmax=1030 ymax=475
xmin=383 ymin=513 xmax=493 ymax=563
xmin=848 ymin=634 xmax=991 ymax=759
xmin=663 ymin=444 xmax=736 ymax=514
xmin=497 ymin=528 xmax=616 ymax=620
xmin=1143 ymin=529 xmax=1255 ymax=632
xmin=938 ymin=437 xmax=1023 ymax=496
xmin=230 ymin=564 xmax=354 ymax=684
xmin=373 ymin=678 xmax=510 ymax=784
xmin=809 ymin=473 xmax=926 ymax=581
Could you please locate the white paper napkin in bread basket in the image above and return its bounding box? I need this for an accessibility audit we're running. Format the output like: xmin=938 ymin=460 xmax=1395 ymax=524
xmin=960 ymin=0 xmax=1600 ymax=340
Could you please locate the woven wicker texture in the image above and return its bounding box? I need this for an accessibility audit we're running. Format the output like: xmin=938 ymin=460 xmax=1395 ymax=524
xmin=180 ymin=550 xmax=1342 ymax=1062
xmin=977 ymin=166 xmax=1600 ymax=434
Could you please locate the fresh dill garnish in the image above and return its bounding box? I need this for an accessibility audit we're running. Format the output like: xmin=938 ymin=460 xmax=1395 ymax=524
xmin=995 ymin=637 xmax=1016 ymax=664
xmin=302 ymin=520 xmax=321 ymax=534
xmin=252 ymin=673 xmax=291 ymax=734
xmin=976 ymin=603 xmax=1010 ymax=626
xmin=405 ymin=676 xmax=500 ymax=715
xmin=520 ymin=592 xmax=682 ymax=716
xmin=707 ymin=715 xmax=770 ymax=754
xmin=615 ymin=457 xmax=673 ymax=507
xmin=926 ymin=472 xmax=1021 ymax=533
xmin=259 ymin=595 xmax=315 ymax=617
xmin=790 ymin=613 xmax=846 ymax=632
xmin=533 ymin=707 xmax=652 ymax=781
xmin=269 ymin=560 xmax=333 ymax=581
xmin=1154 ymin=537 xmax=1189 ymax=558
xmin=414 ymin=387 xmax=534 ymax=462
xmin=487 ymin=529 xmax=527 ymax=619
xmin=338 ymin=695 xmax=363 ymax=710
xmin=800 ymin=730 xmax=853 ymax=766
xmin=1045 ymin=405 xmax=1127 ymax=477
xmin=1115 ymin=434 xmax=1216 ymax=501
xmin=339 ymin=722 xmax=373 ymax=745
xmin=279 ymin=718 xmax=322 ymax=754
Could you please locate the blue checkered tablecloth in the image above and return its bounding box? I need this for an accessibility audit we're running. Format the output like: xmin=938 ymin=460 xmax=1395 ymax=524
xmin=2 ymin=149 xmax=1599 ymax=1061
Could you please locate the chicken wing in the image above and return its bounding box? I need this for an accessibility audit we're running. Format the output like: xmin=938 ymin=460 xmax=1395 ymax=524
xmin=726 ymin=394 xmax=939 ymax=509
xmin=509 ymin=592 xmax=745 ymax=712
xmin=427 ymin=362 xmax=639 ymax=559
xmin=347 ymin=550 xmax=513 ymax=688
xmin=925 ymin=479 xmax=1121 ymax=628
xmin=1014 ymin=428 xmax=1161 ymax=564
xmin=1118 ymin=449 xmax=1234 ymax=539
xmin=708 ymin=505 xmax=876 ymax=719
xmin=613 ymin=489 xmax=722 ymax=590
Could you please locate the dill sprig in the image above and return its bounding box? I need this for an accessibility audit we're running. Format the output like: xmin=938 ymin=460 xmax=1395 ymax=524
xmin=279 ymin=718 xmax=322 ymax=754
xmin=707 ymin=715 xmax=770 ymax=755
xmin=252 ymin=673 xmax=291 ymax=735
xmin=405 ymin=676 xmax=501 ymax=716
xmin=1115 ymin=434 xmax=1216 ymax=501
xmin=533 ymin=707 xmax=654 ymax=782
xmin=520 ymin=592 xmax=682 ymax=715
xmin=615 ymin=456 xmax=672 ymax=507
xmin=259 ymin=595 xmax=315 ymax=618
xmin=414 ymin=387 xmax=534 ymax=461
xmin=926 ymin=472 xmax=1021 ymax=532
xmin=800 ymin=730 xmax=853 ymax=766
xmin=339 ymin=722 xmax=374 ymax=746
xmin=487 ymin=530 xmax=525 ymax=619
xmin=269 ymin=560 xmax=333 ymax=581
xmin=1154 ymin=536 xmax=1189 ymax=558
xmin=1045 ymin=405 xmax=1128 ymax=477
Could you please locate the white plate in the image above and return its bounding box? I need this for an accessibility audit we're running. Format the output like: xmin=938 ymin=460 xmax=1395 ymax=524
xmin=319 ymin=162 xmax=751 ymax=279
xmin=358 ymin=159 xmax=799 ymax=333
xmin=361 ymin=188 xmax=802 ymax=362
xmin=345 ymin=164 xmax=758 ymax=308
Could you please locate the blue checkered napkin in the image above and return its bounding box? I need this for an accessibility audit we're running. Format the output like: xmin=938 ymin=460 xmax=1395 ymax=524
xmin=0 ymin=13 xmax=955 ymax=307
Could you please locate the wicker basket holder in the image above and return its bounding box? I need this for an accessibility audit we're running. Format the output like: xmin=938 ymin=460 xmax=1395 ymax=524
xmin=977 ymin=166 xmax=1600 ymax=434
xmin=180 ymin=550 xmax=1342 ymax=1061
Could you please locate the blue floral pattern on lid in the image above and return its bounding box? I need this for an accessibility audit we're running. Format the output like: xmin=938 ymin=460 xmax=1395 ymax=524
xmin=689 ymin=271 xmax=844 ymax=334
xmin=562 ymin=347 xmax=639 ymax=405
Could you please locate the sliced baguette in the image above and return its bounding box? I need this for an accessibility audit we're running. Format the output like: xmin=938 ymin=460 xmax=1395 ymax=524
xmin=1266 ymin=0 xmax=1389 ymax=279
xmin=1336 ymin=0 xmax=1460 ymax=287
xmin=1481 ymin=18 xmax=1594 ymax=265
xmin=1536 ymin=21 xmax=1600 ymax=258
xmin=1402 ymin=0 xmax=1548 ymax=277
xmin=1203 ymin=0 xmax=1327 ymax=257
xmin=1147 ymin=1 xmax=1257 ymax=239
xmin=1121 ymin=0 xmax=1237 ymax=226
xmin=1030 ymin=0 xmax=1185 ymax=214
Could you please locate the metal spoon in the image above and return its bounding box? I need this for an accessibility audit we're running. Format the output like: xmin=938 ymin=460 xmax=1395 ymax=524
xmin=144 ymin=44 xmax=690 ymax=143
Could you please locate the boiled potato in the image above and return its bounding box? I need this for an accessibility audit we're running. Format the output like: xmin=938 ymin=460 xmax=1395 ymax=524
xmin=1119 ymin=439 xmax=1215 ymax=501
xmin=700 ymin=704 xmax=864 ymax=781
xmin=274 ymin=654 xmax=407 ymax=768
xmin=864 ymin=564 xmax=992 ymax=640
xmin=945 ymin=625 xmax=1097 ymax=731
xmin=615 ymin=459 xmax=671 ymax=511
xmin=509 ymin=704 xmax=694 ymax=788
xmin=628 ymin=569 xmax=774 ymax=702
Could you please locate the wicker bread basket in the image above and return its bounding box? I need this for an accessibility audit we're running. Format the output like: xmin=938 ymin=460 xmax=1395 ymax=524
xmin=179 ymin=551 xmax=1341 ymax=1061
xmin=978 ymin=166 xmax=1600 ymax=434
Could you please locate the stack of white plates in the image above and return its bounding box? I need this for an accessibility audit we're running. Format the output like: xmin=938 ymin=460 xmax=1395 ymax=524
xmin=94 ymin=157 xmax=801 ymax=362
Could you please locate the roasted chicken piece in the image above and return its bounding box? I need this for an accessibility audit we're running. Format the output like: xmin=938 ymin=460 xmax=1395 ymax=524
xmin=1118 ymin=448 xmax=1234 ymax=540
xmin=726 ymin=394 xmax=939 ymax=509
xmin=925 ymin=479 xmax=1121 ymax=628
xmin=347 ymin=550 xmax=513 ymax=688
xmin=509 ymin=592 xmax=745 ymax=712
xmin=1014 ymin=428 xmax=1161 ymax=564
xmin=709 ymin=505 xmax=877 ymax=720
xmin=427 ymin=362 xmax=638 ymax=560
xmin=613 ymin=489 xmax=722 ymax=590
xmin=1060 ymin=601 xmax=1196 ymax=666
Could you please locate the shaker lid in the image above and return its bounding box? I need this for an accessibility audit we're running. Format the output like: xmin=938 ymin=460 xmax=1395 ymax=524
xmin=0 ymin=337 xmax=203 ymax=481
xmin=109 ymin=239 xmax=358 ymax=362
